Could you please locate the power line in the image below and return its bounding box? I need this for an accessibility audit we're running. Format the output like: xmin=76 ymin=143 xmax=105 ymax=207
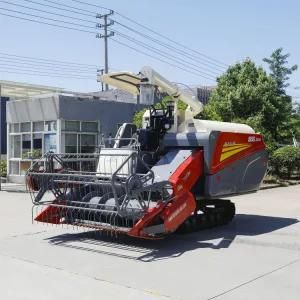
xmin=0 ymin=52 xmax=101 ymax=68
xmin=114 ymin=30 xmax=217 ymax=79
xmin=0 ymin=12 xmax=213 ymax=80
xmin=0 ymin=63 xmax=95 ymax=78
xmin=115 ymin=12 xmax=228 ymax=68
xmin=0 ymin=2 xmax=219 ymax=81
xmin=69 ymin=0 xmax=111 ymax=12
xmin=113 ymin=29 xmax=221 ymax=76
xmin=111 ymin=38 xmax=215 ymax=82
xmin=0 ymin=0 xmax=96 ymax=25
xmin=0 ymin=6 xmax=99 ymax=30
xmin=22 ymin=0 xmax=95 ymax=17
xmin=0 ymin=8 xmax=212 ymax=79
xmin=6 ymin=0 xmax=222 ymax=74
xmin=0 ymin=55 xmax=101 ymax=72
xmin=113 ymin=20 xmax=225 ymax=72
xmin=67 ymin=0 xmax=227 ymax=67
xmin=27 ymin=0 xmax=227 ymax=70
xmin=0 ymin=11 xmax=97 ymax=34
xmin=0 ymin=68 xmax=95 ymax=80
xmin=0 ymin=59 xmax=97 ymax=75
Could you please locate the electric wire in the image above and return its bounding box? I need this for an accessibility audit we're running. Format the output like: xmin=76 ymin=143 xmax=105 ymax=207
xmin=0 ymin=56 xmax=100 ymax=72
xmin=0 ymin=2 xmax=220 ymax=80
xmin=112 ymin=20 xmax=225 ymax=72
xmin=0 ymin=11 xmax=214 ymax=80
xmin=0 ymin=68 xmax=95 ymax=80
xmin=44 ymin=0 xmax=102 ymax=15
xmin=0 ymin=52 xmax=101 ymax=68
xmin=114 ymin=29 xmax=220 ymax=76
xmin=0 ymin=63 xmax=96 ymax=78
xmin=69 ymin=0 xmax=111 ymax=12
xmin=0 ymin=0 xmax=96 ymax=24
xmin=22 ymin=0 xmax=95 ymax=17
xmin=1 ymin=0 xmax=221 ymax=75
xmin=0 ymin=6 xmax=99 ymax=30
xmin=114 ymin=30 xmax=217 ymax=79
xmin=0 ymin=60 xmax=97 ymax=75
xmin=115 ymin=12 xmax=228 ymax=68
xmin=111 ymin=38 xmax=215 ymax=81
xmin=0 ymin=11 xmax=97 ymax=34
xmin=69 ymin=0 xmax=227 ymax=67
xmin=24 ymin=0 xmax=227 ymax=71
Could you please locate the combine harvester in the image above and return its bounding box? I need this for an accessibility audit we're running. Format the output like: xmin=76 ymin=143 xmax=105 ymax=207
xmin=27 ymin=67 xmax=267 ymax=239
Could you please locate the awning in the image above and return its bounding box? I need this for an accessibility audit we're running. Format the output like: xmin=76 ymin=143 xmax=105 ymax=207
xmin=0 ymin=80 xmax=65 ymax=99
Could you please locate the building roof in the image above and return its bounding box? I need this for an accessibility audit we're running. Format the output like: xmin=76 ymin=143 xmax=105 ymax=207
xmin=0 ymin=80 xmax=138 ymax=104
xmin=0 ymin=80 xmax=65 ymax=99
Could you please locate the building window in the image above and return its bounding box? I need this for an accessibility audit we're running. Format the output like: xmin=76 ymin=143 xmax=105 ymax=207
xmin=20 ymin=161 xmax=31 ymax=175
xmin=45 ymin=121 xmax=57 ymax=132
xmin=65 ymin=134 xmax=77 ymax=153
xmin=64 ymin=121 xmax=80 ymax=131
xmin=80 ymin=134 xmax=96 ymax=153
xmin=10 ymin=135 xmax=21 ymax=158
xmin=10 ymin=123 xmax=20 ymax=133
xmin=44 ymin=133 xmax=57 ymax=153
xmin=33 ymin=121 xmax=44 ymax=132
xmin=82 ymin=121 xmax=98 ymax=132
xmin=21 ymin=122 xmax=31 ymax=132
xmin=9 ymin=161 xmax=20 ymax=175
xmin=22 ymin=134 xmax=31 ymax=159
xmin=33 ymin=133 xmax=43 ymax=158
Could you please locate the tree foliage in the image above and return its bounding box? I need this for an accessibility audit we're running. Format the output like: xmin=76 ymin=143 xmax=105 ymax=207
xmin=200 ymin=58 xmax=293 ymax=143
xmin=263 ymin=48 xmax=298 ymax=94
xmin=0 ymin=160 xmax=7 ymax=177
xmin=133 ymin=96 xmax=187 ymax=128
xmin=270 ymin=146 xmax=300 ymax=179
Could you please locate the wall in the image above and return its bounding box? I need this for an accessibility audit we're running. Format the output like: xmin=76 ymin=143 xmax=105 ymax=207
xmin=58 ymin=95 xmax=144 ymax=136
xmin=6 ymin=96 xmax=59 ymax=123
xmin=7 ymin=95 xmax=144 ymax=137
xmin=0 ymin=97 xmax=8 ymax=154
xmin=197 ymin=87 xmax=214 ymax=105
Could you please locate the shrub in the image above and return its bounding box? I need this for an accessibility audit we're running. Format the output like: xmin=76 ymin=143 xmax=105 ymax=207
xmin=0 ymin=160 xmax=7 ymax=177
xmin=270 ymin=146 xmax=300 ymax=179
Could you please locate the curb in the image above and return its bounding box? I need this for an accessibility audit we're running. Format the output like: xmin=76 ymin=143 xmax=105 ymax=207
xmin=261 ymin=182 xmax=300 ymax=190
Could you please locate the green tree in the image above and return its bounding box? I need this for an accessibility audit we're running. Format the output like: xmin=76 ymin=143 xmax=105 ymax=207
xmin=200 ymin=59 xmax=293 ymax=143
xmin=0 ymin=160 xmax=7 ymax=177
xmin=263 ymin=48 xmax=298 ymax=94
xmin=133 ymin=96 xmax=187 ymax=128
xmin=271 ymin=146 xmax=300 ymax=179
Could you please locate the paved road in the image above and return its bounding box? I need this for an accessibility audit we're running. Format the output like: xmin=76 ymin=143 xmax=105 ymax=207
xmin=0 ymin=186 xmax=299 ymax=300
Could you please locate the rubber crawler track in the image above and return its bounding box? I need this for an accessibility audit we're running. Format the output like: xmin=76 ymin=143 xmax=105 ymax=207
xmin=176 ymin=199 xmax=236 ymax=234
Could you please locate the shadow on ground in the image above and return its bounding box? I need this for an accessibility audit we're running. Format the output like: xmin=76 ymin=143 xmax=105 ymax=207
xmin=46 ymin=214 xmax=299 ymax=262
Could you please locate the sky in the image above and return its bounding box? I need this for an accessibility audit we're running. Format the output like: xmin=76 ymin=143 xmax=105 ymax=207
xmin=0 ymin=0 xmax=299 ymax=100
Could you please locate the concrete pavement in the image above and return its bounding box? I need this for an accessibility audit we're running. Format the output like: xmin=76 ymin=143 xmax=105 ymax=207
xmin=0 ymin=186 xmax=299 ymax=299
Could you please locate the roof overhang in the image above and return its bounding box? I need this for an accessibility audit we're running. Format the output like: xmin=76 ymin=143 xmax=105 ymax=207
xmin=0 ymin=80 xmax=65 ymax=99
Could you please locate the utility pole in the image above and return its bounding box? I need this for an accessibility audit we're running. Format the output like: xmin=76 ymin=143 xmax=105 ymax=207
xmin=96 ymin=10 xmax=114 ymax=91
xmin=97 ymin=68 xmax=104 ymax=91
xmin=0 ymin=84 xmax=2 ymax=191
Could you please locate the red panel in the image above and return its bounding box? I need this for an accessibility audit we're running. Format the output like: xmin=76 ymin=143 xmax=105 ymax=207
xmin=129 ymin=150 xmax=203 ymax=237
xmin=35 ymin=203 xmax=66 ymax=224
xmin=169 ymin=150 xmax=204 ymax=195
xmin=160 ymin=191 xmax=196 ymax=232
xmin=128 ymin=203 xmax=165 ymax=238
xmin=211 ymin=132 xmax=266 ymax=174
xmin=159 ymin=150 xmax=203 ymax=233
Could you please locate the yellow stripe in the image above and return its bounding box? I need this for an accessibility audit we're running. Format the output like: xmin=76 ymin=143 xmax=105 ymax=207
xmin=222 ymin=144 xmax=250 ymax=153
xmin=220 ymin=145 xmax=250 ymax=161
